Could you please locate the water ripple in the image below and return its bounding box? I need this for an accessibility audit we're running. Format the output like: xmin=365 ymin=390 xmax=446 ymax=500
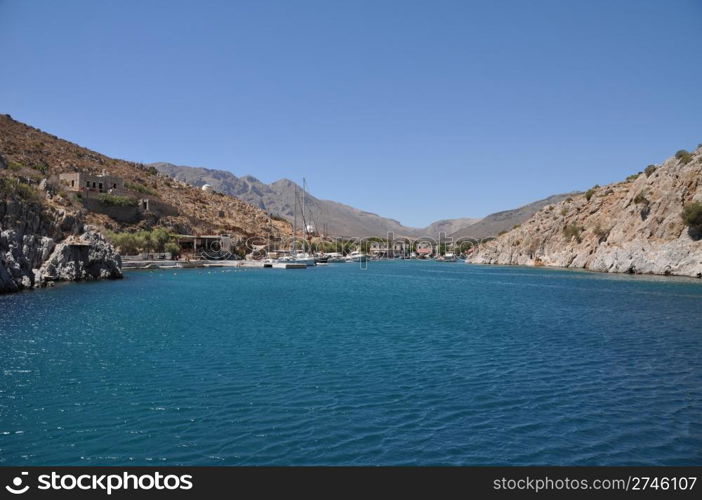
xmin=1 ymin=262 xmax=701 ymax=465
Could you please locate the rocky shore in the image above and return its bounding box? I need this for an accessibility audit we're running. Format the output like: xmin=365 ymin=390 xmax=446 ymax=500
xmin=469 ymin=147 xmax=702 ymax=278
xmin=0 ymin=196 xmax=122 ymax=294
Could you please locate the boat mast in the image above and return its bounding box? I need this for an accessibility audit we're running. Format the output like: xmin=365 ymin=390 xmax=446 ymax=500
xmin=292 ymin=184 xmax=297 ymax=257
xmin=302 ymin=177 xmax=306 ymax=237
xmin=302 ymin=177 xmax=310 ymax=252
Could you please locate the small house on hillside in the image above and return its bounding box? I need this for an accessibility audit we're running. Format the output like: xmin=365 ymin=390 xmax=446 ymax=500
xmin=59 ymin=170 xmax=124 ymax=194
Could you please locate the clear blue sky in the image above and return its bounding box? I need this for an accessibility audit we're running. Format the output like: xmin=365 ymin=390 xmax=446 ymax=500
xmin=1 ymin=0 xmax=701 ymax=227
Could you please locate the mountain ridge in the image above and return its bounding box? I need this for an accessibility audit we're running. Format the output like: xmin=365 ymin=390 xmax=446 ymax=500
xmin=152 ymin=161 xmax=574 ymax=239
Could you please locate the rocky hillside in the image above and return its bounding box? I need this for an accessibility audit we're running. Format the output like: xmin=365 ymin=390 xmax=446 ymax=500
xmin=469 ymin=147 xmax=702 ymax=277
xmin=0 ymin=115 xmax=289 ymax=239
xmin=0 ymin=160 xmax=122 ymax=293
xmin=450 ymin=192 xmax=579 ymax=241
xmin=415 ymin=217 xmax=483 ymax=237
xmin=0 ymin=115 xmax=290 ymax=293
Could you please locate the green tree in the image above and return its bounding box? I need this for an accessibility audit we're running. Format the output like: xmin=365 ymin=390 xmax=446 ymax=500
xmin=150 ymin=228 xmax=171 ymax=252
xmin=164 ymin=241 xmax=181 ymax=258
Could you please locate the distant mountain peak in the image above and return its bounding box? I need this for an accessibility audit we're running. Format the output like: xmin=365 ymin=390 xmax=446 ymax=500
xmin=150 ymin=162 xmax=573 ymax=239
xmin=271 ymin=178 xmax=297 ymax=188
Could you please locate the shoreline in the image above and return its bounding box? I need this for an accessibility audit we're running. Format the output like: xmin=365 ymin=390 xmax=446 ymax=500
xmin=464 ymin=260 xmax=702 ymax=283
xmin=127 ymin=257 xmax=702 ymax=283
xmin=4 ymin=258 xmax=702 ymax=297
xmin=121 ymin=260 xmax=309 ymax=270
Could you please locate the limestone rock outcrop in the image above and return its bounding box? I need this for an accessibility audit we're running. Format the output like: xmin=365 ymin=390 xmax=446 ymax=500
xmin=469 ymin=147 xmax=702 ymax=278
xmin=0 ymin=196 xmax=122 ymax=293
xmin=38 ymin=228 xmax=122 ymax=283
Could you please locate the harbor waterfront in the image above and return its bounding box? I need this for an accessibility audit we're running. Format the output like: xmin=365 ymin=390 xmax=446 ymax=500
xmin=1 ymin=261 xmax=701 ymax=465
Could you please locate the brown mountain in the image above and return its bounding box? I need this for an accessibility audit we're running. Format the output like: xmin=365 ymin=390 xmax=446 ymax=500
xmin=0 ymin=115 xmax=289 ymax=238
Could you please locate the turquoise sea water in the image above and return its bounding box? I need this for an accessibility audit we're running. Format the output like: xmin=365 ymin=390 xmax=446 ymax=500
xmin=1 ymin=261 xmax=701 ymax=465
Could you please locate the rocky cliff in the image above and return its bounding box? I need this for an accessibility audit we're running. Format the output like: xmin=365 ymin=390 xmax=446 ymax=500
xmin=0 ymin=176 xmax=122 ymax=293
xmin=469 ymin=147 xmax=702 ymax=277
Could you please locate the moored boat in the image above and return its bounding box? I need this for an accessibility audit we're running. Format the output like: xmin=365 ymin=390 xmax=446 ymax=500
xmin=278 ymin=253 xmax=316 ymax=266
xmin=437 ymin=252 xmax=457 ymax=262
xmin=325 ymin=253 xmax=345 ymax=263
xmin=345 ymin=251 xmax=369 ymax=262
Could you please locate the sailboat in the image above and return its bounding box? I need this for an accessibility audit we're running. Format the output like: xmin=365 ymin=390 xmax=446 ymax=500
xmin=280 ymin=180 xmax=316 ymax=266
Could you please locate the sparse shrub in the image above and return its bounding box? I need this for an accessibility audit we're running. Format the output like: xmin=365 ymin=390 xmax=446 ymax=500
xmin=585 ymin=186 xmax=598 ymax=201
xmin=97 ymin=193 xmax=137 ymax=207
xmin=565 ymin=197 xmax=573 ymax=202
xmin=675 ymin=149 xmax=693 ymax=165
xmin=269 ymin=213 xmax=288 ymax=223
xmin=146 ymin=166 xmax=159 ymax=176
xmin=125 ymin=182 xmax=156 ymax=196
xmin=25 ymin=164 xmax=49 ymax=175
xmin=17 ymin=183 xmax=38 ymax=201
xmin=560 ymin=207 xmax=569 ymax=216
xmin=593 ymin=224 xmax=609 ymax=242
xmin=563 ymin=223 xmax=582 ymax=243
xmin=7 ymin=161 xmax=22 ymax=172
xmin=0 ymin=177 xmax=40 ymax=201
xmin=458 ymin=241 xmax=474 ymax=253
xmin=644 ymin=165 xmax=657 ymax=177
xmin=681 ymin=202 xmax=702 ymax=233
xmin=513 ymin=224 xmax=521 ymax=230
xmin=626 ymin=173 xmax=641 ymax=181
xmin=633 ymin=192 xmax=650 ymax=206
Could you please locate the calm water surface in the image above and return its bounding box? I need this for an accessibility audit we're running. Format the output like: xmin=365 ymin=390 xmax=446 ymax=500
xmin=1 ymin=261 xmax=701 ymax=465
